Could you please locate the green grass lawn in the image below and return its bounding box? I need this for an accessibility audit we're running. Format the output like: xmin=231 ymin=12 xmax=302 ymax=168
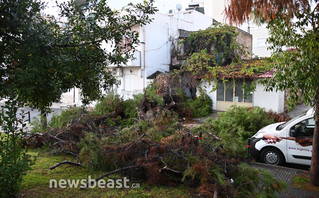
xmin=18 ymin=149 xmax=194 ymax=198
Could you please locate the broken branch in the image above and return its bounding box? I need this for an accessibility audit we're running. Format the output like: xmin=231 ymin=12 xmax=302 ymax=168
xmin=50 ymin=161 xmax=82 ymax=170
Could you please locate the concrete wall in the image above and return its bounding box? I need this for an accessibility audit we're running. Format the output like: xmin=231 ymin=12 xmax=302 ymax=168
xmin=114 ymin=67 xmax=144 ymax=100
xmin=59 ymin=88 xmax=81 ymax=106
xmin=236 ymin=28 xmax=252 ymax=59
xmin=253 ymin=83 xmax=285 ymax=113
xmin=199 ymin=81 xmax=217 ymax=110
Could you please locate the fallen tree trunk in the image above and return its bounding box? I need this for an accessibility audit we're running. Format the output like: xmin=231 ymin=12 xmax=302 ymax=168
xmin=159 ymin=166 xmax=183 ymax=177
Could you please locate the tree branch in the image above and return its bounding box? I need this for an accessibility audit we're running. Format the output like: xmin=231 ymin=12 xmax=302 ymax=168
xmin=50 ymin=161 xmax=82 ymax=170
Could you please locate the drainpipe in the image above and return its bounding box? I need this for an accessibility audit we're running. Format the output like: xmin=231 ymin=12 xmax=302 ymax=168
xmin=73 ymin=87 xmax=76 ymax=104
xmin=141 ymin=26 xmax=146 ymax=89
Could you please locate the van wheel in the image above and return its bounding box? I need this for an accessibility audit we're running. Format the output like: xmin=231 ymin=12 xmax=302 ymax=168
xmin=261 ymin=148 xmax=285 ymax=165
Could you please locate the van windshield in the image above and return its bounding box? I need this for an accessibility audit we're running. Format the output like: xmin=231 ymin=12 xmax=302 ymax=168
xmin=276 ymin=112 xmax=307 ymax=130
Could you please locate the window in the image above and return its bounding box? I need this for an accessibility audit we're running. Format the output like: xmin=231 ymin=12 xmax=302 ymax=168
xmin=235 ymin=79 xmax=243 ymax=102
xmin=217 ymin=79 xmax=253 ymax=103
xmin=290 ymin=118 xmax=315 ymax=137
xmin=217 ymin=81 xmax=224 ymax=101
xmin=225 ymin=80 xmax=233 ymax=102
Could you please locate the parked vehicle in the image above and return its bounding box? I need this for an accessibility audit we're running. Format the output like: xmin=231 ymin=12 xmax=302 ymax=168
xmin=249 ymin=108 xmax=314 ymax=166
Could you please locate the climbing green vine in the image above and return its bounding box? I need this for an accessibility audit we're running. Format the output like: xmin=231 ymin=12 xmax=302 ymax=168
xmin=181 ymin=24 xmax=273 ymax=82
xmin=183 ymin=24 xmax=247 ymax=66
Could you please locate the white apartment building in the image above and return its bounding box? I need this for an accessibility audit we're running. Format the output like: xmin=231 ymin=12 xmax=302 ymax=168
xmin=108 ymin=9 xmax=214 ymax=99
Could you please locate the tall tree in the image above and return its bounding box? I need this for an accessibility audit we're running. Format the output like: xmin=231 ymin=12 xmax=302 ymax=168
xmin=225 ymin=0 xmax=319 ymax=185
xmin=0 ymin=0 xmax=156 ymax=128
xmin=0 ymin=0 xmax=156 ymax=195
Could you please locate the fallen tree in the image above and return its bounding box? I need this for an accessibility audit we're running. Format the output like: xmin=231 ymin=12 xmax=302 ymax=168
xmin=22 ymin=75 xmax=286 ymax=197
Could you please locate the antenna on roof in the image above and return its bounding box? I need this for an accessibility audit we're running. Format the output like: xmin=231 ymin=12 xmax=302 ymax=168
xmin=176 ymin=3 xmax=182 ymax=11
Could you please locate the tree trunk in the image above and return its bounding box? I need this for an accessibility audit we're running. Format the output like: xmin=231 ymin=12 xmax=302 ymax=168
xmin=310 ymin=88 xmax=319 ymax=186
xmin=40 ymin=110 xmax=47 ymax=130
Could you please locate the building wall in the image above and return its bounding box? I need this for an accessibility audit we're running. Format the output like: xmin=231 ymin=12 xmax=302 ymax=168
xmin=199 ymin=81 xmax=217 ymax=110
xmin=236 ymin=28 xmax=252 ymax=59
xmin=144 ymin=11 xmax=213 ymax=78
xmin=253 ymin=83 xmax=285 ymax=113
xmin=144 ymin=12 xmax=171 ymax=78
xmin=250 ymin=25 xmax=271 ymax=57
xmin=200 ymin=80 xmax=285 ymax=113
xmin=117 ymin=67 xmax=144 ymax=100
xmin=59 ymin=88 xmax=81 ymax=106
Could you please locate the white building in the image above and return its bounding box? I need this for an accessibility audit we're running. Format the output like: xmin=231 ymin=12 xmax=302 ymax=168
xmin=109 ymin=9 xmax=214 ymax=99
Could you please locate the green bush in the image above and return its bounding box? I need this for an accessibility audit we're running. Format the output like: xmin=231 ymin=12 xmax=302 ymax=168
xmin=49 ymin=107 xmax=83 ymax=129
xmin=184 ymin=92 xmax=212 ymax=118
xmin=193 ymin=106 xmax=274 ymax=157
xmin=0 ymin=100 xmax=35 ymax=197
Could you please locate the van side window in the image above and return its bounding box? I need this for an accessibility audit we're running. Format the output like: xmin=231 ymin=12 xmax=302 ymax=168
xmin=290 ymin=118 xmax=315 ymax=137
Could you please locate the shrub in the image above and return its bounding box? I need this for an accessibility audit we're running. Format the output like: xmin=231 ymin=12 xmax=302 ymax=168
xmin=184 ymin=92 xmax=212 ymax=118
xmin=49 ymin=107 xmax=83 ymax=129
xmin=0 ymin=100 xmax=35 ymax=197
xmin=193 ymin=106 xmax=274 ymax=157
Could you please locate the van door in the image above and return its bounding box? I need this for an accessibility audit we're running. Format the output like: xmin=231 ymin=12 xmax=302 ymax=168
xmin=286 ymin=117 xmax=314 ymax=165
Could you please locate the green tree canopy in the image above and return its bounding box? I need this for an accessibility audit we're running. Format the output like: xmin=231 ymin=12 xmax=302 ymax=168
xmin=0 ymin=0 xmax=156 ymax=126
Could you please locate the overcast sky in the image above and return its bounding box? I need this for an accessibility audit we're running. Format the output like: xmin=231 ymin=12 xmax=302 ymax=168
xmin=43 ymin=0 xmax=191 ymax=16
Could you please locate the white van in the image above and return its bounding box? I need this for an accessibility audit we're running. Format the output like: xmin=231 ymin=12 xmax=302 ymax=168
xmin=250 ymin=108 xmax=314 ymax=166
